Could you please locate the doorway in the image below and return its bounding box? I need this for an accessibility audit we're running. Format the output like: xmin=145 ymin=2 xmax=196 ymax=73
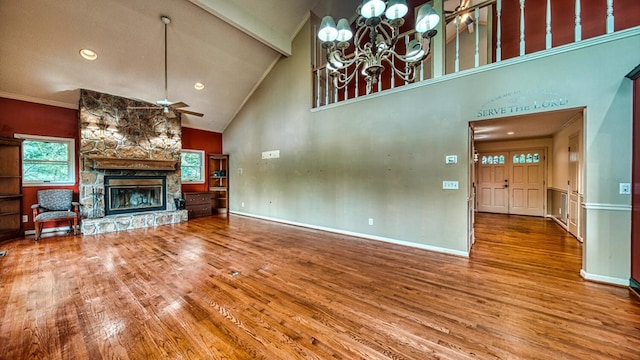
xmin=469 ymin=107 xmax=585 ymax=250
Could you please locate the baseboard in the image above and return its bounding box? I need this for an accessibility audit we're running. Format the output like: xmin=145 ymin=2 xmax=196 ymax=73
xmin=580 ymin=269 xmax=629 ymax=286
xmin=631 ymin=278 xmax=640 ymax=298
xmin=230 ymin=211 xmax=469 ymax=258
xmin=24 ymin=226 xmax=75 ymax=237
xmin=546 ymin=215 xmax=568 ymax=230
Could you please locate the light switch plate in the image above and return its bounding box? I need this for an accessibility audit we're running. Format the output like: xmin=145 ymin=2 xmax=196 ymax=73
xmin=446 ymin=155 xmax=457 ymax=164
xmin=261 ymin=150 xmax=280 ymax=159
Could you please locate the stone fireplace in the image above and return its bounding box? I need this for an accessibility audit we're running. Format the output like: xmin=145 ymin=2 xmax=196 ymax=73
xmin=78 ymin=90 xmax=187 ymax=235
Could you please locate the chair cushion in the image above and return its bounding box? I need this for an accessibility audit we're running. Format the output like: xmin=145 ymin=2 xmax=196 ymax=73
xmin=34 ymin=211 xmax=77 ymax=222
xmin=37 ymin=190 xmax=73 ymax=211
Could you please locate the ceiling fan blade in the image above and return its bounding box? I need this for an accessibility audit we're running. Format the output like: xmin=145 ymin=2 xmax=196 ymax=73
xmin=177 ymin=109 xmax=204 ymax=117
xmin=170 ymin=101 xmax=189 ymax=109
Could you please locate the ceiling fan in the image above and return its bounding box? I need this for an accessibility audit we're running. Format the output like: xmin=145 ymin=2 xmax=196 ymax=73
xmin=128 ymin=16 xmax=204 ymax=119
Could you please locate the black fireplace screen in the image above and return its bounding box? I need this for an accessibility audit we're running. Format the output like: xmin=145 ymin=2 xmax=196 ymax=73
xmin=104 ymin=176 xmax=166 ymax=215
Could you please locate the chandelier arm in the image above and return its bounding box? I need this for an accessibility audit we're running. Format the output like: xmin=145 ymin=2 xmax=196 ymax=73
xmin=376 ymin=22 xmax=397 ymax=48
xmin=384 ymin=56 xmax=414 ymax=77
xmin=327 ymin=48 xmax=363 ymax=69
xmin=330 ymin=59 xmax=367 ymax=90
xmin=353 ymin=25 xmax=370 ymax=52
xmin=331 ymin=69 xmax=361 ymax=90
xmin=384 ymin=57 xmax=419 ymax=83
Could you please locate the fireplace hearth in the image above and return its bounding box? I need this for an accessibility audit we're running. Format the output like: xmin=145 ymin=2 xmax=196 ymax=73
xmin=104 ymin=176 xmax=166 ymax=216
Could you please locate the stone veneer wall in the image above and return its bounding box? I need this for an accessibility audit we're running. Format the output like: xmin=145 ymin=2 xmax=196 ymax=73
xmin=79 ymin=89 xmax=186 ymax=233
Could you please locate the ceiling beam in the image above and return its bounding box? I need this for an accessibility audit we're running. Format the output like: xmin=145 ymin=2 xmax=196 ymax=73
xmin=188 ymin=0 xmax=292 ymax=56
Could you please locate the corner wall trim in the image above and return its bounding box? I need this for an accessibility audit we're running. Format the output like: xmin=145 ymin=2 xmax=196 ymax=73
xmin=631 ymin=278 xmax=640 ymax=297
xmin=230 ymin=211 xmax=470 ymax=258
xmin=583 ymin=203 xmax=631 ymax=211
xmin=580 ymin=269 xmax=629 ymax=286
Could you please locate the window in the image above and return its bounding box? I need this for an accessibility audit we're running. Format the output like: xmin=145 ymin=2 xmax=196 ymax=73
xmin=16 ymin=134 xmax=75 ymax=186
xmin=481 ymin=154 xmax=505 ymax=165
xmin=181 ymin=150 xmax=205 ymax=183
xmin=513 ymin=153 xmax=541 ymax=164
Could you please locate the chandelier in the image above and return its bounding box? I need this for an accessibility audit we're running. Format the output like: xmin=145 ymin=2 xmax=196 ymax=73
xmin=317 ymin=0 xmax=441 ymax=92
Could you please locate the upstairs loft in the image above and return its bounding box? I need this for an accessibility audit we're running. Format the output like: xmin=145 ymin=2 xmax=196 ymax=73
xmin=312 ymin=0 xmax=640 ymax=109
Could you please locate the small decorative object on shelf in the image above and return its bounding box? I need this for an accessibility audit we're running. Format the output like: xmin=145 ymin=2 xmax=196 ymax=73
xmin=208 ymin=154 xmax=229 ymax=213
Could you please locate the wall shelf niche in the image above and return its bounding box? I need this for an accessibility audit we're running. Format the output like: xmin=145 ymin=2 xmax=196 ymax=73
xmin=208 ymin=154 xmax=228 ymax=213
xmin=0 ymin=137 xmax=24 ymax=241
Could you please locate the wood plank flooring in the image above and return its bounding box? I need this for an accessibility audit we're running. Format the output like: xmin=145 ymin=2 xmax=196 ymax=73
xmin=1 ymin=213 xmax=639 ymax=359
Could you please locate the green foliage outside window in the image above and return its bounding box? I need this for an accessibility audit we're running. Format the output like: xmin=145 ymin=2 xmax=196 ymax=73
xmin=23 ymin=140 xmax=70 ymax=181
xmin=181 ymin=151 xmax=204 ymax=182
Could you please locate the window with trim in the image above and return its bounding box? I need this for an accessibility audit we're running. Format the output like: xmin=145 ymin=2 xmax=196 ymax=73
xmin=181 ymin=150 xmax=205 ymax=183
xmin=15 ymin=134 xmax=76 ymax=186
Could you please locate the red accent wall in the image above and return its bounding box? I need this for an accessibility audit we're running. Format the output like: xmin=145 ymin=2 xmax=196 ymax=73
xmin=1 ymin=97 xmax=225 ymax=233
xmin=0 ymin=97 xmax=79 ymax=232
xmin=498 ymin=0 xmax=640 ymax=61
xmin=181 ymin=127 xmax=223 ymax=193
xmin=632 ymin=78 xmax=640 ymax=284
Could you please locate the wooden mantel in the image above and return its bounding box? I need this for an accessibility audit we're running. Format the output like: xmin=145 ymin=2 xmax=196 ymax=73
xmin=88 ymin=156 xmax=177 ymax=171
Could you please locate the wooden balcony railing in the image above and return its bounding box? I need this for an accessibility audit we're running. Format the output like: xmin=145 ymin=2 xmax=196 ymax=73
xmin=312 ymin=0 xmax=639 ymax=109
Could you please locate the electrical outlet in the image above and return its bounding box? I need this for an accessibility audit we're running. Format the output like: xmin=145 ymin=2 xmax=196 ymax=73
xmin=238 ymin=168 xmax=243 ymax=175
xmin=368 ymin=218 xmax=373 ymax=225
xmin=619 ymin=183 xmax=631 ymax=195
xmin=241 ymin=202 xmax=245 ymax=207
xmin=22 ymin=215 xmax=28 ymax=223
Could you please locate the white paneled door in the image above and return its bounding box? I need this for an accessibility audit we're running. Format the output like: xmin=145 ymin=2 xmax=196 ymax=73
xmin=477 ymin=149 xmax=545 ymax=216
xmin=477 ymin=153 xmax=509 ymax=214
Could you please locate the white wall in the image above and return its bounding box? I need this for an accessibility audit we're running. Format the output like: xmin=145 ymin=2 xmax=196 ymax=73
xmin=551 ymin=114 xmax=583 ymax=191
xmin=224 ymin=23 xmax=640 ymax=283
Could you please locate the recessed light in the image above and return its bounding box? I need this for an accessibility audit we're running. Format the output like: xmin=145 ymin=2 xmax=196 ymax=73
xmin=507 ymin=131 xmax=515 ymax=135
xmin=194 ymin=82 xmax=205 ymax=90
xmin=79 ymin=49 xmax=97 ymax=61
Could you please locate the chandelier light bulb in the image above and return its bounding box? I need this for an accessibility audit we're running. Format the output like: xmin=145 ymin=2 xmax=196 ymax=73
xmin=336 ymin=18 xmax=353 ymax=42
xmin=385 ymin=0 xmax=408 ymax=20
xmin=415 ymin=4 xmax=441 ymax=33
xmin=318 ymin=16 xmax=338 ymax=42
xmin=360 ymin=0 xmax=386 ymax=19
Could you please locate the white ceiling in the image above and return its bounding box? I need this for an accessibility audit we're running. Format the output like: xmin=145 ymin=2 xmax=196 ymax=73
xmin=472 ymin=108 xmax=584 ymax=142
xmin=2 ymin=0 xmax=562 ymax=139
xmin=0 ymin=0 xmax=359 ymax=132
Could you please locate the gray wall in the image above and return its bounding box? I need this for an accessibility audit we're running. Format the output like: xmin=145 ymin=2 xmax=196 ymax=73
xmin=224 ymin=22 xmax=640 ymax=283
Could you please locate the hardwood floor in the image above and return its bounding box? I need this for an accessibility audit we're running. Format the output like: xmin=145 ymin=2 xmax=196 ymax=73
xmin=0 ymin=213 xmax=639 ymax=359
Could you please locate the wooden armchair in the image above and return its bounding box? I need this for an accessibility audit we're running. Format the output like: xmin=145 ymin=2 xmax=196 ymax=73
xmin=31 ymin=189 xmax=80 ymax=241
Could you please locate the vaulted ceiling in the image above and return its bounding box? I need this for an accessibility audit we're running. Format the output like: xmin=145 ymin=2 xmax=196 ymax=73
xmin=2 ymin=0 xmax=564 ymax=138
xmin=0 ymin=0 xmax=359 ymax=132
